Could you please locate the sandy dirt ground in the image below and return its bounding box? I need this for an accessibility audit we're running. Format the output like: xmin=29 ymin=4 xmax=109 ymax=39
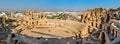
xmin=17 ymin=19 xmax=87 ymax=38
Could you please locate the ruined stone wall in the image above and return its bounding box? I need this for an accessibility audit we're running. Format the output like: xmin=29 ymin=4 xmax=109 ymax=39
xmin=81 ymin=8 xmax=104 ymax=33
xmin=80 ymin=8 xmax=120 ymax=44
xmin=81 ymin=8 xmax=119 ymax=33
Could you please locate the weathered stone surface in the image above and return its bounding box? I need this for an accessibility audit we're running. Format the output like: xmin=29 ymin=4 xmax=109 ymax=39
xmin=80 ymin=8 xmax=120 ymax=44
xmin=98 ymin=31 xmax=111 ymax=44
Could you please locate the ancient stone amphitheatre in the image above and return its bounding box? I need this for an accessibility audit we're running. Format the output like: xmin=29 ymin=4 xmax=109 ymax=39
xmin=11 ymin=11 xmax=89 ymax=38
xmin=0 ymin=8 xmax=120 ymax=44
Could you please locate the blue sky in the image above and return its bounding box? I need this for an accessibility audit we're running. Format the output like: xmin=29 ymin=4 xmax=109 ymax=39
xmin=0 ymin=0 xmax=120 ymax=11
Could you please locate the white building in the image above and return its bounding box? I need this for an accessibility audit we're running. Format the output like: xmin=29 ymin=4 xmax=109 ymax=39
xmin=0 ymin=12 xmax=6 ymax=16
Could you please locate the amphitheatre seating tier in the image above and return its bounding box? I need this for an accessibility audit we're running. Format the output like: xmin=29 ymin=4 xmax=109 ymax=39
xmin=12 ymin=19 xmax=88 ymax=38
